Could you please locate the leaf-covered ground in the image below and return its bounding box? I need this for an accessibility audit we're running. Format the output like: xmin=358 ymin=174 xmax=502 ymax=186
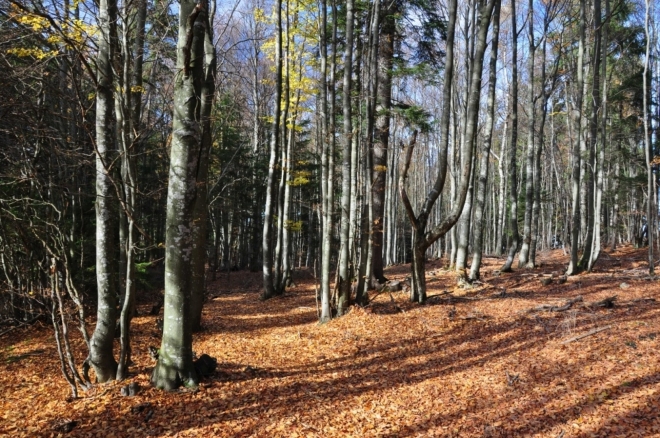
xmin=2 ymin=246 xmax=660 ymax=437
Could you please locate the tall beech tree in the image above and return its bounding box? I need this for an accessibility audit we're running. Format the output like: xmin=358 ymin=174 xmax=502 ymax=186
xmin=151 ymin=0 xmax=214 ymax=390
xmin=400 ymin=0 xmax=496 ymax=303
xmin=468 ymin=0 xmax=501 ymax=281
xmin=88 ymin=0 xmax=119 ymax=383
xmin=501 ymin=0 xmax=520 ymax=273
xmin=370 ymin=0 xmax=398 ymax=285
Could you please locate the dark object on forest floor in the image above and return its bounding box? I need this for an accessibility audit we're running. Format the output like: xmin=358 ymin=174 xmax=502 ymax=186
xmin=194 ymin=354 xmax=217 ymax=378
xmin=131 ymin=402 xmax=152 ymax=414
xmin=375 ymin=280 xmax=403 ymax=293
xmin=133 ymin=403 xmax=155 ymax=423
xmin=540 ymin=277 xmax=553 ymax=286
xmin=531 ymin=296 xmax=583 ymax=313
xmin=492 ymin=288 xmax=507 ymax=298
xmin=589 ymin=295 xmax=617 ymax=308
xmin=52 ymin=419 xmax=77 ymax=433
xmin=149 ymin=301 xmax=162 ymax=316
xmin=120 ymin=382 xmax=140 ymax=396
xmin=556 ymin=275 xmax=568 ymax=285
xmin=148 ymin=346 xmax=159 ymax=360
xmin=243 ymin=365 xmax=259 ymax=374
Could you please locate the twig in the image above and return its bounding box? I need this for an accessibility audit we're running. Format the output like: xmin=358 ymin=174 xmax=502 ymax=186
xmin=561 ymin=325 xmax=612 ymax=344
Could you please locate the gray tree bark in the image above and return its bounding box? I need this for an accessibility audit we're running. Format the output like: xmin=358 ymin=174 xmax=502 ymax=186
xmin=642 ymin=0 xmax=654 ymax=275
xmin=88 ymin=0 xmax=119 ymax=383
xmin=469 ymin=0 xmax=500 ymax=281
xmin=588 ymin=0 xmax=607 ymax=272
xmin=566 ymin=0 xmax=586 ymax=276
xmin=578 ymin=0 xmax=601 ymax=270
xmin=337 ymin=0 xmax=355 ymax=316
xmin=151 ymin=0 xmax=208 ymax=390
xmin=319 ymin=0 xmax=336 ymax=322
xmin=261 ymin=0 xmax=283 ymax=300
xmin=190 ymin=0 xmax=216 ymax=331
xmin=370 ymin=0 xmax=396 ymax=285
xmin=518 ymin=0 xmax=536 ymax=268
xmin=501 ymin=0 xmax=520 ymax=273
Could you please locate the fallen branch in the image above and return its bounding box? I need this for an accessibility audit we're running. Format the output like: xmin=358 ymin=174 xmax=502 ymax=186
xmin=426 ymin=291 xmax=452 ymax=301
xmin=531 ymin=296 xmax=583 ymax=313
xmin=561 ymin=325 xmax=612 ymax=344
xmin=587 ymin=296 xmax=617 ymax=308
xmin=629 ymin=297 xmax=656 ymax=305
xmin=460 ymin=312 xmax=486 ymax=321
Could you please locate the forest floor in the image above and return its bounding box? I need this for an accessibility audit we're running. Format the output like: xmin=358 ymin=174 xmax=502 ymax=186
xmin=2 ymin=246 xmax=660 ymax=437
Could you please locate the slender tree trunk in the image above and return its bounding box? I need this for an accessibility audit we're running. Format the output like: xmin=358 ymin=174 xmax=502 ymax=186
xmin=643 ymin=0 xmax=654 ymax=275
xmin=261 ymin=0 xmax=283 ymax=300
xmin=578 ymin=0 xmax=601 ymax=270
xmin=494 ymin=118 xmax=508 ymax=257
xmin=518 ymin=0 xmax=535 ymax=267
xmin=357 ymin=0 xmax=380 ymax=301
xmin=454 ymin=3 xmax=477 ymax=273
xmin=190 ymin=1 xmax=217 ymax=331
xmin=469 ymin=0 xmax=500 ymax=281
xmin=566 ymin=0 xmax=586 ymax=276
xmin=501 ymin=0 xmax=520 ymax=273
xmin=371 ymin=0 xmax=393 ymax=285
xmin=588 ymin=0 xmax=607 ymax=271
xmin=88 ymin=0 xmax=119 ymax=383
xmin=319 ymin=0 xmax=335 ymax=322
xmin=337 ymin=0 xmax=355 ymax=316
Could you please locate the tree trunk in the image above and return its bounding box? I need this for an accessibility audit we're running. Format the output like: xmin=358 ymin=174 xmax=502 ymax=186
xmin=337 ymin=0 xmax=355 ymax=316
xmin=261 ymin=0 xmax=283 ymax=300
xmin=151 ymin=0 xmax=207 ymax=390
xmin=370 ymin=0 xmax=393 ymax=285
xmin=319 ymin=0 xmax=335 ymax=322
xmin=89 ymin=0 xmax=119 ymax=383
xmin=518 ymin=0 xmax=535 ymax=268
xmin=501 ymin=0 xmax=520 ymax=273
xmin=578 ymin=0 xmax=601 ymax=270
xmin=401 ymin=0 xmax=495 ymax=299
xmin=566 ymin=0 xmax=585 ymax=276
xmin=469 ymin=0 xmax=500 ymax=281
xmin=190 ymin=1 xmax=217 ymax=332
xmin=588 ymin=0 xmax=607 ymax=272
xmin=642 ymin=0 xmax=654 ymax=275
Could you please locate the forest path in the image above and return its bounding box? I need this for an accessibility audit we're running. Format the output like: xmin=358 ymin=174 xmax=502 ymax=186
xmin=2 ymin=246 xmax=660 ymax=437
